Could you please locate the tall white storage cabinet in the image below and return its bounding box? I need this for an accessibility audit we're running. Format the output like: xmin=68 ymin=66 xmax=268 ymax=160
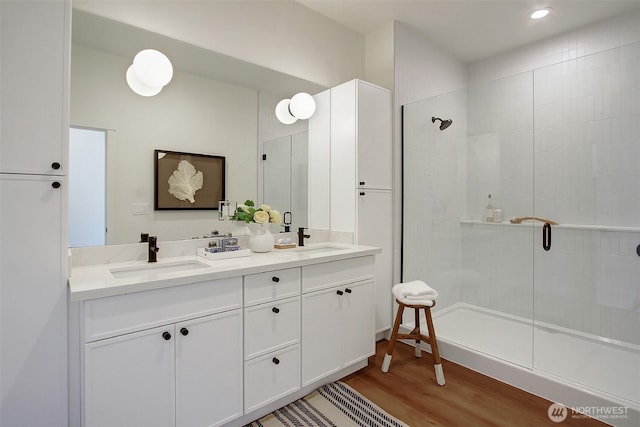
xmin=310 ymin=80 xmax=393 ymax=333
xmin=0 ymin=1 xmax=70 ymax=426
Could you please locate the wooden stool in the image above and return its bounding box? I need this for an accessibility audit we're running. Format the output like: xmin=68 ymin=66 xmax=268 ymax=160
xmin=381 ymin=299 xmax=445 ymax=386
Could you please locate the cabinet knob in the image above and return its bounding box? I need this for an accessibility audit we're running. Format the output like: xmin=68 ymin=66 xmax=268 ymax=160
xmin=272 ymin=307 xmax=280 ymax=314
xmin=272 ymin=357 xmax=280 ymax=365
xmin=359 ymin=191 xmax=365 ymax=196
xmin=52 ymin=181 xmax=61 ymax=189
xmin=336 ymin=290 xmax=344 ymax=296
xmin=345 ymin=288 xmax=352 ymax=294
xmin=272 ymin=276 xmax=280 ymax=283
xmin=180 ymin=327 xmax=189 ymax=336
xmin=162 ymin=331 xmax=172 ymax=341
xmin=51 ymin=162 xmax=61 ymax=170
xmin=359 ymin=181 xmax=365 ymax=186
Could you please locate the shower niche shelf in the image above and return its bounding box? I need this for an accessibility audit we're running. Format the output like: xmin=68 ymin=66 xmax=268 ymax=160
xmin=460 ymin=220 xmax=639 ymax=233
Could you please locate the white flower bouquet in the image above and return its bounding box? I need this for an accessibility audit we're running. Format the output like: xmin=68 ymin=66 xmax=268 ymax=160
xmin=231 ymin=200 xmax=282 ymax=225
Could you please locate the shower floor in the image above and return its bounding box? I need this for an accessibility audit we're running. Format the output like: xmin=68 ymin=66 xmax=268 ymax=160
xmin=430 ymin=303 xmax=640 ymax=408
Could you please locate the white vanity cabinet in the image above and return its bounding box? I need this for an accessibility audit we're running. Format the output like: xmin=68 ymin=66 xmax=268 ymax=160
xmin=301 ymin=256 xmax=375 ymax=386
xmin=81 ymin=278 xmax=243 ymax=427
xmin=243 ymin=268 xmax=301 ymax=412
xmin=70 ymin=246 xmax=381 ymax=426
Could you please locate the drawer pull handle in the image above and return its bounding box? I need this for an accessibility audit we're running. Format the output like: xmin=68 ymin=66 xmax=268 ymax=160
xmin=336 ymin=290 xmax=344 ymax=296
xmin=52 ymin=181 xmax=61 ymax=189
xmin=359 ymin=181 xmax=365 ymax=186
xmin=359 ymin=191 xmax=365 ymax=196
xmin=272 ymin=357 xmax=280 ymax=365
xmin=345 ymin=288 xmax=352 ymax=293
xmin=180 ymin=327 xmax=189 ymax=336
xmin=162 ymin=331 xmax=172 ymax=341
xmin=272 ymin=276 xmax=280 ymax=283
xmin=51 ymin=162 xmax=61 ymax=170
xmin=272 ymin=307 xmax=280 ymax=314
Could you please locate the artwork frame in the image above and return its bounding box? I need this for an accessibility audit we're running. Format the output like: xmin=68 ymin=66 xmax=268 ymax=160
xmin=154 ymin=149 xmax=225 ymax=210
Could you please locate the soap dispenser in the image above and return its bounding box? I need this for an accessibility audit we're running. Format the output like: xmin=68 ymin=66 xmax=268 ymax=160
xmin=485 ymin=194 xmax=494 ymax=222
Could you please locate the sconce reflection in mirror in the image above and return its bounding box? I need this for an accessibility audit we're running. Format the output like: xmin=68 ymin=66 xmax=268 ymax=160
xmin=275 ymin=92 xmax=316 ymax=124
xmin=126 ymin=49 xmax=173 ymax=97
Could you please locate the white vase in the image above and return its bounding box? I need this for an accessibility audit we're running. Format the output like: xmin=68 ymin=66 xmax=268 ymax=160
xmin=248 ymin=223 xmax=274 ymax=253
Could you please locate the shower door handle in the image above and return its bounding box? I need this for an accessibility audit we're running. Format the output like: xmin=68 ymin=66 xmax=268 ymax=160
xmin=542 ymin=223 xmax=551 ymax=251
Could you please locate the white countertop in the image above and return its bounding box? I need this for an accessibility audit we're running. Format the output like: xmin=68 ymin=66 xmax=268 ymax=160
xmin=68 ymin=243 xmax=380 ymax=301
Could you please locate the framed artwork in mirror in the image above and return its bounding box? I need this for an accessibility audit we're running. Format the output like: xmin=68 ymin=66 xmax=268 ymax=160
xmin=154 ymin=149 xmax=225 ymax=210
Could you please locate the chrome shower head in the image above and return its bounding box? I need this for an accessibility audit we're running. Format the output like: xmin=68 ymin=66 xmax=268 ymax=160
xmin=432 ymin=116 xmax=453 ymax=131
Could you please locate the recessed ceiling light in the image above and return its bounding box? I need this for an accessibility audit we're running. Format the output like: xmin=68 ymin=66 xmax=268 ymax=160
xmin=530 ymin=8 xmax=551 ymax=20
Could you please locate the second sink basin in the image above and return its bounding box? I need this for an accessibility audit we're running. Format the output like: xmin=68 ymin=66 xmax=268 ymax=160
xmin=110 ymin=260 xmax=210 ymax=279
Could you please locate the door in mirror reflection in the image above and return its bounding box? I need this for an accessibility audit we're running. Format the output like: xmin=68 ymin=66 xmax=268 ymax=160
xmin=263 ymin=131 xmax=308 ymax=232
xmin=69 ymin=127 xmax=106 ymax=247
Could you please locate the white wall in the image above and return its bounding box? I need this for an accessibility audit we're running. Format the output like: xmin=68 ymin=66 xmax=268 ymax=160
xmin=365 ymin=22 xmax=394 ymax=91
xmin=73 ymin=0 xmax=365 ymax=88
xmin=71 ymin=45 xmax=258 ymax=244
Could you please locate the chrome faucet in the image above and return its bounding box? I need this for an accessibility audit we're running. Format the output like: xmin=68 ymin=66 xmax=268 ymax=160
xmin=148 ymin=236 xmax=159 ymax=262
xmin=298 ymin=227 xmax=310 ymax=247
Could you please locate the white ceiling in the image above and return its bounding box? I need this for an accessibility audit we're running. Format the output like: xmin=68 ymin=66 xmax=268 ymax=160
xmin=296 ymin=0 xmax=640 ymax=63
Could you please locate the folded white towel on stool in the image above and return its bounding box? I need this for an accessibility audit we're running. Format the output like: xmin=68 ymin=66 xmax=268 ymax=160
xmin=392 ymin=280 xmax=438 ymax=306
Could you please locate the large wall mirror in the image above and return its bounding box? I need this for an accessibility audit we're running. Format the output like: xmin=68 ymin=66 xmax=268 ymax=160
xmin=70 ymin=9 xmax=324 ymax=246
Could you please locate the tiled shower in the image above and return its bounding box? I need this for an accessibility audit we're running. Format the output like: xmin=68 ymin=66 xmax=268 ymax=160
xmin=402 ymin=41 xmax=639 ymax=415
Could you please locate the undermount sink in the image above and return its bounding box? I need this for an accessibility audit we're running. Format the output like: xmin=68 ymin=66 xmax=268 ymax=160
xmin=296 ymin=245 xmax=347 ymax=254
xmin=110 ymin=260 xmax=210 ymax=279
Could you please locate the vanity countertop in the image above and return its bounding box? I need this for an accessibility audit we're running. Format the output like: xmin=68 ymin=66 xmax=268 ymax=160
xmin=68 ymin=243 xmax=380 ymax=301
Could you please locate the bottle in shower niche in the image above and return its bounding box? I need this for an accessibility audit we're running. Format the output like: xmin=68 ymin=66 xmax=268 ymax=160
xmin=493 ymin=206 xmax=502 ymax=223
xmin=485 ymin=194 xmax=494 ymax=222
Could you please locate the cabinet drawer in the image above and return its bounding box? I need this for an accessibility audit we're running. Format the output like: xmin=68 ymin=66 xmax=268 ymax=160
xmin=244 ymin=296 xmax=300 ymax=360
xmin=302 ymin=255 xmax=374 ymax=293
xmin=244 ymin=344 xmax=300 ymax=413
xmin=84 ymin=277 xmax=242 ymax=342
xmin=244 ymin=268 xmax=300 ymax=306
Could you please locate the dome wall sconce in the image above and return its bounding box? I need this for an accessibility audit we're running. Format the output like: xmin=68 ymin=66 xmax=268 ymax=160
xmin=126 ymin=49 xmax=173 ymax=97
xmin=275 ymin=92 xmax=316 ymax=124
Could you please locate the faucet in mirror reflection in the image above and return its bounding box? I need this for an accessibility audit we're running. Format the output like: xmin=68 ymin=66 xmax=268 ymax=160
xmin=148 ymin=236 xmax=159 ymax=262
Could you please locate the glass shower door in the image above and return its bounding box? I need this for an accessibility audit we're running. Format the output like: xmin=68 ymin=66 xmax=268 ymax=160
xmin=532 ymin=42 xmax=640 ymax=406
xmin=402 ymin=74 xmax=537 ymax=369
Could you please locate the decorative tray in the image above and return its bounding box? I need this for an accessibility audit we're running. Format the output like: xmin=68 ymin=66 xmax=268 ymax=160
xmin=196 ymin=247 xmax=252 ymax=260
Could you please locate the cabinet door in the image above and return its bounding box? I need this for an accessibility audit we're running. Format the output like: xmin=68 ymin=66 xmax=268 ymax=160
xmin=84 ymin=326 xmax=175 ymax=427
xmin=0 ymin=175 xmax=68 ymax=427
xmin=176 ymin=310 xmax=243 ymax=427
xmin=357 ymin=189 xmax=393 ymax=332
xmin=341 ymin=280 xmax=375 ymax=367
xmin=301 ymin=287 xmax=342 ymax=386
xmin=244 ymin=344 xmax=301 ymax=413
xmin=0 ymin=0 xmax=69 ymax=174
xmin=357 ymin=81 xmax=392 ymax=190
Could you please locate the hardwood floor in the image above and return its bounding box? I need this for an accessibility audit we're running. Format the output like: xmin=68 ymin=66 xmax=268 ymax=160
xmin=343 ymin=340 xmax=606 ymax=427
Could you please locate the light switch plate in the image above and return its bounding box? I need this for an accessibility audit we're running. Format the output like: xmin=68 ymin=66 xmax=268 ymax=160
xmin=131 ymin=203 xmax=149 ymax=215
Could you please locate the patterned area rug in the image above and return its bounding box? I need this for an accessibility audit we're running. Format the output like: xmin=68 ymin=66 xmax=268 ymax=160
xmin=245 ymin=382 xmax=408 ymax=427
